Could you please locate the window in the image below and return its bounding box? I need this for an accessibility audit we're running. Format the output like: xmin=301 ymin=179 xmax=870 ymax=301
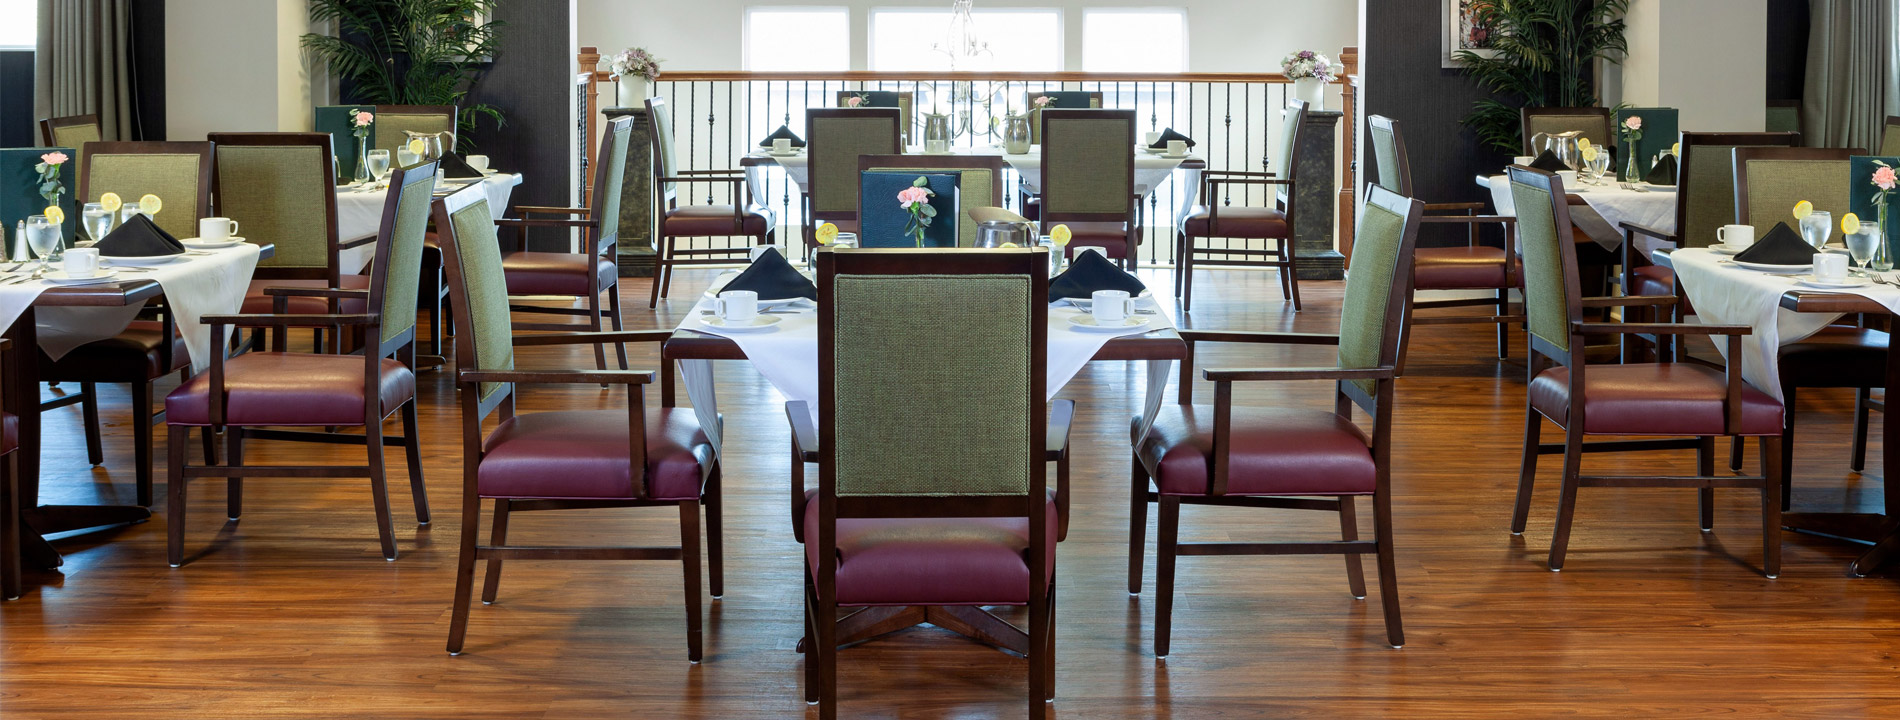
xmin=0 ymin=0 xmax=35 ymax=49
xmin=1082 ymin=8 xmax=1186 ymax=72
xmin=745 ymin=7 xmax=850 ymax=71
xmin=869 ymin=8 xmax=1061 ymax=72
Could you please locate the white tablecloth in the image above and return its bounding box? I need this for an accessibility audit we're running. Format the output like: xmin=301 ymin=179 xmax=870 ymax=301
xmin=1669 ymin=247 xmax=1900 ymax=402
xmin=1480 ymin=174 xmax=1676 ymax=229
xmin=336 ymin=172 xmax=522 ymax=271
xmin=672 ymin=269 xmax=1176 ymax=454
xmin=0 ymin=243 xmax=261 ymax=370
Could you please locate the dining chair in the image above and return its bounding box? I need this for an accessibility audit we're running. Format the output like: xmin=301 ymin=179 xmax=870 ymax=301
xmin=1882 ymin=115 xmax=1900 ymax=155
xmin=0 ymin=339 xmax=19 ymax=600
xmin=435 ymin=184 xmax=720 ymax=660
xmin=1732 ymin=145 xmax=1883 ymax=503
xmin=1040 ymin=108 xmax=1140 ymax=269
xmin=496 ymin=116 xmax=630 ymax=371
xmin=371 ymin=105 xmax=458 ymax=153
xmin=1179 ymin=101 xmax=1306 ymax=311
xmin=1025 ymin=90 xmax=1103 ymax=145
xmin=1764 ymin=100 xmax=1801 ymax=136
xmin=858 ymin=153 xmax=1006 ymax=246
xmin=1508 ymin=165 xmax=1785 ymax=576
xmin=789 ymin=247 xmax=1061 ymax=719
xmin=645 ymin=97 xmax=774 ymax=307
xmin=162 ymin=161 xmax=436 ymax=567
xmin=39 ymin=113 xmax=100 ymax=177
xmin=1131 ymin=184 xmax=1420 ymax=658
xmin=834 ymin=90 xmax=915 ymax=142
xmin=802 ymin=108 xmax=902 ymax=249
xmin=1368 ymin=115 xmax=1521 ymax=372
xmin=1519 ymin=106 xmax=1614 ymax=156
xmin=82 ymin=141 xmax=213 ymax=241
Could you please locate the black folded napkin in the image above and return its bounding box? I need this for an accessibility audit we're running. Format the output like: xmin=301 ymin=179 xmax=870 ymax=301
xmin=757 ymin=125 xmax=806 ymax=149
xmin=1147 ymin=128 xmax=1197 ymax=150
xmin=439 ymin=152 xmax=485 ymax=179
xmin=720 ymin=246 xmax=816 ymax=301
xmin=1644 ymin=153 xmax=1678 ymax=186
xmin=94 ymin=214 xmax=185 ymax=257
xmin=1731 ymin=222 xmax=1814 ymax=265
xmin=1050 ymin=250 xmax=1146 ymax=301
xmin=1527 ymin=150 xmax=1569 ymax=172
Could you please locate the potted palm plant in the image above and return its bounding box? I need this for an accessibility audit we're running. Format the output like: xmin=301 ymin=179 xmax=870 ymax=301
xmin=1456 ymin=0 xmax=1630 ymax=154
xmin=300 ymin=0 xmax=505 ymax=150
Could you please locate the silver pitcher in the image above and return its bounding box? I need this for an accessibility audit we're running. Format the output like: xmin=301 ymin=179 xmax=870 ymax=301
xmin=1528 ymin=130 xmax=1583 ymax=170
xmin=976 ymin=218 xmax=1037 ymax=248
xmin=401 ymin=130 xmax=452 ymax=162
xmin=921 ymin=112 xmax=954 ymax=154
xmin=1002 ymin=113 xmax=1032 ymax=154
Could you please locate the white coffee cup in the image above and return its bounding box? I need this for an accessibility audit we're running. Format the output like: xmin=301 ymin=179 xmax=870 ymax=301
xmin=63 ymin=247 xmax=101 ymax=278
xmin=1556 ymin=170 xmax=1578 ymax=187
xmin=466 ymin=154 xmax=490 ymax=173
xmin=1166 ymin=140 xmax=1188 ymax=157
xmin=1092 ymin=289 xmax=1135 ymax=325
xmin=1073 ymin=246 xmax=1108 ymax=261
xmin=1717 ymin=224 xmax=1756 ymax=249
xmin=1145 ymin=131 xmax=1163 ymax=146
xmin=772 ymin=138 xmax=792 ymax=154
xmin=831 ymin=232 xmax=858 ymax=249
xmin=715 ymin=290 xmax=759 ymax=323
xmin=1814 ymin=253 xmax=1849 ymax=282
xmin=748 ymin=245 xmax=781 ymax=263
xmin=199 ymin=217 xmax=239 ymax=241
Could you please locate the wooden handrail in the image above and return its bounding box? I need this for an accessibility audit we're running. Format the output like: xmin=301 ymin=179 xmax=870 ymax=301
xmin=603 ymin=70 xmax=1346 ymax=84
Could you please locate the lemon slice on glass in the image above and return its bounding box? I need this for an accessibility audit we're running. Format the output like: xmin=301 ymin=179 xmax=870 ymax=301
xmin=1580 ymin=145 xmax=1599 ymax=163
xmin=139 ymin=194 xmax=162 ymax=215
xmin=42 ymin=206 xmax=64 ymax=226
xmin=1793 ymin=200 xmax=1813 ymax=221
xmin=98 ymin=192 xmax=122 ymax=213
xmin=406 ymin=138 xmax=428 ymax=157
xmin=1049 ymin=224 xmax=1073 ymax=247
xmin=1843 ymin=212 xmax=1862 ymax=235
xmin=999 ymin=241 xmax=1020 ymax=248
xmin=814 ymin=222 xmax=839 ymax=246
xmin=1576 ymin=137 xmax=1592 ymax=151
xmin=1671 ymin=142 xmax=1681 ymax=157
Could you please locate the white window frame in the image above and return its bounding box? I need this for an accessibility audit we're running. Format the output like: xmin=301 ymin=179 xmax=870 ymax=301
xmin=867 ymin=6 xmax=1066 ymax=72
xmin=1080 ymin=6 xmax=1189 ymax=73
xmin=743 ymin=6 xmax=852 ymax=71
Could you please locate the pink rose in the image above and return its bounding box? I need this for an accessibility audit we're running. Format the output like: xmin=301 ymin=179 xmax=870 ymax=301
xmin=40 ymin=151 xmax=68 ymax=165
xmin=355 ymin=111 xmax=374 ymax=127
xmin=1034 ymin=96 xmax=1054 ymax=108
xmin=1623 ymin=116 xmax=1642 ymax=130
xmin=1875 ymin=166 xmax=1897 ymax=191
xmin=845 ymin=96 xmax=862 ymax=108
xmin=897 ymin=186 xmax=931 ymax=207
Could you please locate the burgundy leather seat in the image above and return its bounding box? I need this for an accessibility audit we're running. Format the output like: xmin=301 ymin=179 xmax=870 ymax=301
xmin=1780 ymin=327 xmax=1888 ymax=387
xmin=1183 ymin=206 xmax=1286 ymax=238
xmin=1629 ymin=264 xmax=1674 ymax=297
xmin=478 ymin=409 xmax=713 ymax=501
xmin=1414 ymin=246 xmax=1523 ymax=290
xmin=664 ymin=204 xmax=773 ymax=237
xmin=41 ymin=320 xmax=188 ymax=381
xmin=1136 ymin=405 xmax=1376 ymax=497
xmin=243 ymin=276 xmax=371 ymax=315
xmin=1529 ymin=363 xmax=1784 ymax=436
xmin=500 ymin=252 xmax=619 ymax=295
xmin=165 ymin=352 xmax=415 ymax=426
xmin=804 ymin=498 xmax=1058 ymax=606
xmin=1055 ymin=221 xmax=1139 ymax=259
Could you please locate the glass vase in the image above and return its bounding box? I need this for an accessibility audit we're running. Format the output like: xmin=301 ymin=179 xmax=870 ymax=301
xmin=352 ymin=135 xmax=371 ymax=186
xmin=1876 ymin=205 xmax=1894 ymax=272
xmin=1622 ymin=148 xmax=1641 ymax=184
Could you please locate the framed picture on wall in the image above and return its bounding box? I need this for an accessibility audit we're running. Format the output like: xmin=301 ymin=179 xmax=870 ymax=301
xmin=1442 ymin=0 xmax=1499 ymax=68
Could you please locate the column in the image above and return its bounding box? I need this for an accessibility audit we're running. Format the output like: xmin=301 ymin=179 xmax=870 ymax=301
xmin=604 ymin=106 xmax=657 ymax=277
xmin=1294 ymin=110 xmax=1344 ymax=280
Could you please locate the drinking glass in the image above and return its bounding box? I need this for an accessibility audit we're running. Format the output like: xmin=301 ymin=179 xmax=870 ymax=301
xmin=1800 ymin=211 xmax=1833 ymax=249
xmin=120 ymin=206 xmax=146 ymax=226
xmin=396 ymin=147 xmax=419 ymax=168
xmin=1589 ymin=151 xmax=1611 ymax=185
xmin=82 ymin=202 xmax=113 ymax=243
xmin=25 ymin=215 xmax=60 ymax=270
xmin=1846 ymin=227 xmax=1881 ymax=275
xmin=367 ymin=149 xmax=393 ymax=188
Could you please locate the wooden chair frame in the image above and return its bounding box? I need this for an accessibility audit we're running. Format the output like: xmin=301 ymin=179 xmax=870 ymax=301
xmin=1039 ymin=108 xmax=1142 ymax=269
xmin=207 ymin=133 xmax=352 ymax=352
xmin=1179 ymin=101 xmax=1305 ymax=311
xmin=39 ymin=113 xmax=99 ymax=147
xmin=800 ymin=108 xmax=903 ymax=249
xmin=1507 ymin=166 xmax=1783 ymax=576
xmin=645 ymin=97 xmax=774 ymax=307
xmin=0 ymin=339 xmax=17 ymax=600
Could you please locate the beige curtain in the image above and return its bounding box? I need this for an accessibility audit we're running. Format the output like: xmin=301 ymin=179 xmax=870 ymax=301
xmin=33 ymin=0 xmax=137 ymax=141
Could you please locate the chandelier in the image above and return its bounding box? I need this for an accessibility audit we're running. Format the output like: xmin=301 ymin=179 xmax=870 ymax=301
xmin=932 ymin=0 xmax=992 ymax=71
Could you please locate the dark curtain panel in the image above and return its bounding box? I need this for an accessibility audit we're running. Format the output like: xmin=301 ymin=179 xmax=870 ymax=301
xmin=33 ymin=0 xmax=140 ymax=141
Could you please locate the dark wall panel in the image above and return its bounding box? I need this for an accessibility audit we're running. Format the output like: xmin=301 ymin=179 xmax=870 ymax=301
xmin=0 ymin=51 xmax=33 ymax=147
xmin=130 ymin=0 xmax=165 ymax=140
xmin=464 ymin=1 xmax=573 ymax=250
xmin=1765 ymin=0 xmax=1808 ymax=101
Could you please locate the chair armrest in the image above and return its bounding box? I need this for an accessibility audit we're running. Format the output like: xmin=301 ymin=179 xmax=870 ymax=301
xmin=204 ymin=313 xmax=376 ymax=329
xmin=339 ymin=235 xmax=378 ymax=250
xmin=1419 ymin=215 xmax=1515 ymax=224
xmin=513 ymin=205 xmax=589 ymax=216
xmin=513 ymin=330 xmax=676 ymax=347
xmin=1619 ymin=221 xmax=1677 ymax=243
xmin=1204 ymin=170 xmax=1276 ymax=178
xmin=659 ymin=175 xmax=746 ymax=186
xmin=786 ymin=400 xmax=819 ymax=459
xmin=1202 ymin=366 xmax=1396 ymax=383
xmin=1581 ymin=295 xmax=1677 ymax=309
xmin=1046 ymin=399 xmax=1074 ymax=460
xmin=1179 ymin=330 xmax=1340 ymax=345
xmin=1574 ymin=321 xmax=1749 ymax=337
xmin=262 ymin=286 xmax=370 ymax=300
xmin=1423 ymin=202 xmax=1487 ymax=213
xmin=458 ymin=369 xmax=655 ymax=386
xmin=495 ymin=217 xmax=595 ymax=229
xmin=1207 ymin=176 xmax=1293 ymax=189
xmin=676 ymin=169 xmax=746 ymax=177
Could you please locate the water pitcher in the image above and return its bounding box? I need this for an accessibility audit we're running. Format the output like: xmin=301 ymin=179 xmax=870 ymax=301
xmin=1529 ymin=130 xmax=1583 ymax=170
xmin=1002 ymin=113 xmax=1032 ymax=154
xmin=922 ymin=112 xmax=953 ymax=154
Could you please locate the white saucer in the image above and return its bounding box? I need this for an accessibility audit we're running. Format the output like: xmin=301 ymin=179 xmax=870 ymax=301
xmin=1162 ymin=153 xmax=1188 ymax=159
xmin=699 ymin=315 xmax=783 ymax=333
xmin=705 ymin=273 xmax=816 ymax=309
xmin=41 ymin=269 xmax=121 ymax=285
xmin=1732 ymin=260 xmax=1812 ymax=272
xmin=765 ymin=150 xmax=801 ymax=157
xmin=1797 ymin=275 xmax=1871 ymax=289
xmin=1068 ymin=314 xmax=1152 ymax=333
xmin=104 ymin=252 xmax=186 ymax=265
xmin=1061 ymin=290 xmax=1155 ymax=308
xmin=1709 ymin=244 xmax=1749 ymax=255
xmin=182 ymin=237 xmax=247 ymax=249
xmin=1142 ymin=146 xmax=1166 ymax=154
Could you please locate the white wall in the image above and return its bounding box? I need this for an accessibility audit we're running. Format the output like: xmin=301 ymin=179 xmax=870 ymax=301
xmin=578 ymin=0 xmax=1358 ymax=73
xmin=164 ymin=0 xmax=319 ymax=141
xmin=1607 ymin=0 xmax=1766 ymax=132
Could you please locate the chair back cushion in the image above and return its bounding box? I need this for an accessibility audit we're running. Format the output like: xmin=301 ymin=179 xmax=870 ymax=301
xmin=1273 ymin=101 xmax=1308 ymax=180
xmin=1678 ymin=133 xmax=1800 ymax=248
xmin=1508 ymin=171 xmax=1575 ymax=353
xmin=211 ymin=139 xmax=334 ymax=270
xmin=648 ymin=97 xmax=680 ymax=198
xmin=593 ymin=118 xmax=633 ymax=249
xmin=442 ymin=194 xmax=515 ymax=402
xmin=372 ymin=107 xmax=457 ymax=154
xmin=808 ymin=110 xmax=903 ymax=216
xmin=1027 ymin=91 xmax=1102 ymax=144
xmin=1882 ymin=117 xmax=1900 ymax=156
xmin=374 ymin=164 xmax=435 ymax=346
xmin=1367 ymin=115 xmax=1409 ymax=195
xmin=1040 ymin=109 xmax=1134 ymax=217
xmin=1338 ymin=186 xmax=1420 ymax=395
xmin=835 ymin=91 xmax=915 ymax=140
xmin=86 ymin=143 xmax=210 ymax=240
xmin=1737 ymin=151 xmax=1857 ymax=232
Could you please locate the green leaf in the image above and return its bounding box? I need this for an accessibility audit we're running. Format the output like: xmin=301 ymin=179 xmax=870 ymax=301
xmin=920 ymin=205 xmax=937 ymax=217
xmin=912 ymin=177 xmax=929 ymax=187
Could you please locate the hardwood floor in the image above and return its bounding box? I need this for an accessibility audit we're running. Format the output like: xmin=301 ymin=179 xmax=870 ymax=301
xmin=3 ymin=267 xmax=1898 ymax=718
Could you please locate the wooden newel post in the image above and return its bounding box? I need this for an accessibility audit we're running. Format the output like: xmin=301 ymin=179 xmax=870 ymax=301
xmin=578 ymin=46 xmax=602 ymax=204
xmin=1337 ymin=46 xmax=1358 ymax=270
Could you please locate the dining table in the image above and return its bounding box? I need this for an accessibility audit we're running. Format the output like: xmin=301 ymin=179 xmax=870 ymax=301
xmin=335 ymin=171 xmax=522 ymax=272
xmin=1656 ymin=246 xmax=1900 ymax=575
xmin=1476 ymin=173 xmax=1677 ymax=252
xmin=4 ymin=241 xmax=275 ymax=570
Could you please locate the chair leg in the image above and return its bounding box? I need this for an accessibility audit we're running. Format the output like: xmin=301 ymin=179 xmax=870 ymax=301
xmin=1282 ymin=238 xmax=1303 ymax=311
xmin=1511 ymin=406 xmax=1542 ymax=535
xmin=648 ymin=238 xmax=669 ymax=309
xmin=200 ymin=427 xmax=217 ymax=466
xmin=587 ymin=289 xmax=607 ymax=374
xmin=1761 ymin=436 xmax=1784 ymax=578
xmin=1698 ymin=437 xmax=1715 ymax=532
xmin=818 ymin=577 xmax=838 ymax=720
xmin=1727 ymin=437 xmax=1744 ymax=473
xmin=401 ymin=402 xmax=429 ymax=524
xmin=1851 ymin=387 xmax=1872 ymax=474
xmin=1338 ymin=496 xmax=1367 ymax=600
xmin=1180 ymin=236 xmax=1196 ymax=312
xmin=607 ymin=282 xmax=629 ymax=371
xmin=679 ymin=499 xmax=705 ymax=663
xmin=705 ymin=464 xmax=725 ymax=599
xmin=445 ymin=496 xmax=483 ymax=655
xmin=802 ymin=569 xmax=820 ymax=704
xmin=1396 ymin=296 xmax=1417 ymax=377
xmin=1154 ymin=495 xmax=1181 ymax=658
xmin=1495 ymin=288 xmax=1511 ymax=359
xmin=1 ymin=452 xmax=19 ymax=600
xmin=1546 ymin=428 xmax=1585 ymax=571
xmin=1781 ymin=395 xmax=1799 ymax=510
xmin=1372 ymin=488 xmax=1405 ymax=648
xmin=658 ymin=237 xmax=678 ymax=301
xmin=1029 ymin=576 xmax=1048 ymax=718
xmin=480 ymin=498 xmax=510 ymax=604
xmin=366 ymin=417 xmax=397 ymax=561
xmin=1171 ymin=231 xmax=1186 ymax=299
xmin=226 ymin=427 xmax=243 ymax=521
xmin=80 ymin=382 xmax=103 ymax=466
xmin=1127 ymin=457 xmax=1149 ymax=595
xmin=132 ymin=381 xmax=154 ymax=507
xmin=166 ymin=425 xmax=188 ymax=568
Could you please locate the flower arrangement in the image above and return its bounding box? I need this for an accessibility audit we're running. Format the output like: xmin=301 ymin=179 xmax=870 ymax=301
xmin=1280 ymin=50 xmax=1335 ymax=82
xmin=845 ymin=92 xmax=870 ymax=108
xmin=33 ymin=151 xmax=67 ymax=206
xmin=1618 ymin=114 xmax=1643 ymax=143
xmin=1033 ymin=95 xmax=1056 ymax=110
xmin=1873 ymin=159 xmax=1895 ymax=232
xmin=898 ymin=177 xmax=937 ymax=247
xmin=348 ymin=108 xmax=374 ymax=138
xmin=611 ymin=47 xmax=662 ymax=81
xmin=1617 ymin=115 xmax=1644 ymax=183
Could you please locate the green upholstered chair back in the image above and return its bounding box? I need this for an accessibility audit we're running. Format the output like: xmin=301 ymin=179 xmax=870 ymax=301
xmin=1040 ymin=109 xmax=1135 ymax=218
xmin=1026 ymin=91 xmax=1102 ymax=145
xmin=1338 ymin=185 xmax=1421 ymax=396
xmin=1765 ymin=102 xmax=1801 ymax=135
xmin=1520 ymin=108 xmax=1612 ymax=156
xmin=43 ymin=115 xmax=101 ymax=177
xmin=1367 ymin=115 xmax=1410 ymax=195
xmin=835 ymin=91 xmax=915 ymax=141
xmin=860 ymin=154 xmax=1006 ymax=247
xmin=1508 ymin=169 xmax=1576 ymax=354
xmin=83 ymin=141 xmax=211 ymax=241
xmin=207 ymin=134 xmax=336 ymax=272
xmin=437 ymin=188 xmax=515 ymax=403
xmin=646 ymin=97 xmax=680 ymax=199
xmin=1273 ymin=100 xmax=1308 ymax=180
xmin=1678 ymin=133 xmax=1800 ymax=248
xmin=594 ymin=119 xmax=632 ymax=250
xmin=371 ymin=106 xmax=457 ymax=154
xmin=825 ymin=252 xmax=1043 ymax=498
xmin=807 ymin=109 xmax=903 ymax=217
xmin=1735 ymin=148 xmax=1860 ymax=233
xmin=1883 ymin=117 xmax=1900 ymax=156
xmin=373 ymin=161 xmax=436 ymax=346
